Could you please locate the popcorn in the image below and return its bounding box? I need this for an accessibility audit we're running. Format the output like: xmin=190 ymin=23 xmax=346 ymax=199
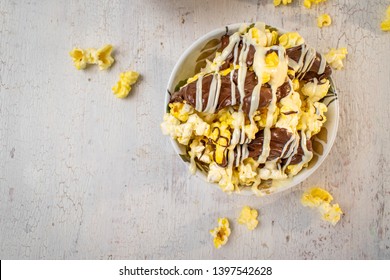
xmin=279 ymin=32 xmax=305 ymax=49
xmin=238 ymin=206 xmax=259 ymax=230
xmin=303 ymin=0 xmax=326 ymax=9
xmin=244 ymin=122 xmax=259 ymax=140
xmin=69 ymin=44 xmax=114 ymax=70
xmin=325 ymin=48 xmax=348 ymax=70
xmin=380 ymin=6 xmax=390 ymax=31
xmin=209 ymin=122 xmax=231 ymax=165
xmin=238 ymin=162 xmax=257 ymax=185
xmin=161 ymin=113 xmax=210 ymax=145
xmin=112 ymin=71 xmax=140 ymax=99
xmin=301 ymin=78 xmax=330 ymax=102
xmin=298 ymin=101 xmax=327 ymax=138
xmin=265 ymin=52 xmax=279 ymax=68
xmin=169 ymin=102 xmax=194 ymax=122
xmin=276 ymin=91 xmax=301 ymax=132
xmin=95 ymin=44 xmax=115 ymax=70
xmin=274 ymin=0 xmax=293 ymax=6
xmin=210 ymin=218 xmax=231 ymax=248
xmin=69 ymin=48 xmax=88 ymax=70
xmin=207 ymin=163 xmax=235 ymax=192
xmin=265 ymin=29 xmax=279 ymax=47
xmin=301 ymin=187 xmax=333 ymax=208
xmin=161 ymin=113 xmax=181 ymax=138
xmin=319 ymin=203 xmax=343 ymax=225
xmin=188 ymin=138 xmax=211 ymax=174
xmin=317 ymin=14 xmax=332 ymax=28
xmin=301 ymin=187 xmax=343 ymax=225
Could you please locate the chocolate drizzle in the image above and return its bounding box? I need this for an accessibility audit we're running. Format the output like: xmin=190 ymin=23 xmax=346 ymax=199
xmin=170 ymin=72 xmax=292 ymax=115
xmin=245 ymin=128 xmax=312 ymax=165
xmin=286 ymin=45 xmax=332 ymax=81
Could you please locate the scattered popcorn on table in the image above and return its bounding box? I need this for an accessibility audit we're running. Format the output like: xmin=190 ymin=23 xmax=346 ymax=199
xmin=69 ymin=48 xmax=88 ymax=70
xmin=380 ymin=6 xmax=390 ymax=31
xmin=95 ymin=44 xmax=115 ymax=70
xmin=238 ymin=206 xmax=259 ymax=230
xmin=317 ymin=14 xmax=332 ymax=28
xmin=319 ymin=203 xmax=343 ymax=226
xmin=325 ymin=48 xmax=348 ymax=70
xmin=301 ymin=187 xmax=343 ymax=225
xmin=69 ymin=44 xmax=115 ymax=70
xmin=273 ymin=0 xmax=293 ymax=7
xmin=112 ymin=71 xmax=140 ymax=99
xmin=210 ymin=218 xmax=231 ymax=249
xmin=303 ymin=0 xmax=327 ymax=9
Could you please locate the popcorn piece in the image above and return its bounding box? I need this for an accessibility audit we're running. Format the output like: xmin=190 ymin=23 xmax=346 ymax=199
xmin=209 ymin=122 xmax=231 ymax=165
xmin=210 ymin=218 xmax=231 ymax=249
xmin=276 ymin=90 xmax=301 ymax=133
xmin=265 ymin=29 xmax=278 ymax=47
xmin=95 ymin=44 xmax=115 ymax=70
xmin=112 ymin=71 xmax=140 ymax=99
xmin=160 ymin=113 xmax=181 ymax=138
xmin=265 ymin=52 xmax=279 ymax=68
xmin=169 ymin=102 xmax=194 ymax=122
xmin=298 ymin=100 xmax=327 ymax=138
xmin=274 ymin=0 xmax=293 ymax=6
xmin=303 ymin=0 xmax=326 ymax=9
xmin=69 ymin=48 xmax=88 ymax=70
xmin=238 ymin=206 xmax=259 ymax=230
xmin=207 ymin=163 xmax=235 ymax=193
xmin=238 ymin=162 xmax=257 ymax=185
xmin=279 ymin=32 xmax=305 ymax=49
xmin=380 ymin=6 xmax=390 ymax=31
xmin=301 ymin=78 xmax=330 ymax=102
xmin=69 ymin=45 xmax=115 ymax=70
xmin=188 ymin=138 xmax=212 ymax=174
xmin=325 ymin=48 xmax=348 ymax=70
xmin=319 ymin=203 xmax=343 ymax=225
xmin=317 ymin=14 xmax=332 ymax=28
xmin=301 ymin=187 xmax=343 ymax=226
xmin=301 ymin=187 xmax=333 ymax=208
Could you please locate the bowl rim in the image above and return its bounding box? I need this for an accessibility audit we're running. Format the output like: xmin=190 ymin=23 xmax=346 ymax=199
xmin=165 ymin=22 xmax=340 ymax=196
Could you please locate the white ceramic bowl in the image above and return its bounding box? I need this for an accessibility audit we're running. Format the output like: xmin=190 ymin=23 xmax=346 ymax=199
xmin=165 ymin=23 xmax=339 ymax=196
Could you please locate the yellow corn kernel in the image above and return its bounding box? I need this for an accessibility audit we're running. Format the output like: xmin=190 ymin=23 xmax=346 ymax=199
xmin=112 ymin=71 xmax=140 ymax=99
xmin=69 ymin=48 xmax=87 ymax=70
xmin=317 ymin=14 xmax=332 ymax=28
xmin=96 ymin=44 xmax=115 ymax=70
xmin=279 ymin=32 xmax=304 ymax=49
xmin=210 ymin=218 xmax=231 ymax=249
xmin=265 ymin=52 xmax=279 ymax=68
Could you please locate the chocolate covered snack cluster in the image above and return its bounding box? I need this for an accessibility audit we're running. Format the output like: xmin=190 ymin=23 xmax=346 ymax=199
xmin=161 ymin=23 xmax=332 ymax=194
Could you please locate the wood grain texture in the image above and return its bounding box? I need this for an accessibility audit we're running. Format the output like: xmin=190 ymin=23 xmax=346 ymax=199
xmin=0 ymin=0 xmax=389 ymax=259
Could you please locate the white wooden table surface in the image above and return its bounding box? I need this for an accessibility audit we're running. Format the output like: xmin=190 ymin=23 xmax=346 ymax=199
xmin=1 ymin=0 xmax=389 ymax=260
